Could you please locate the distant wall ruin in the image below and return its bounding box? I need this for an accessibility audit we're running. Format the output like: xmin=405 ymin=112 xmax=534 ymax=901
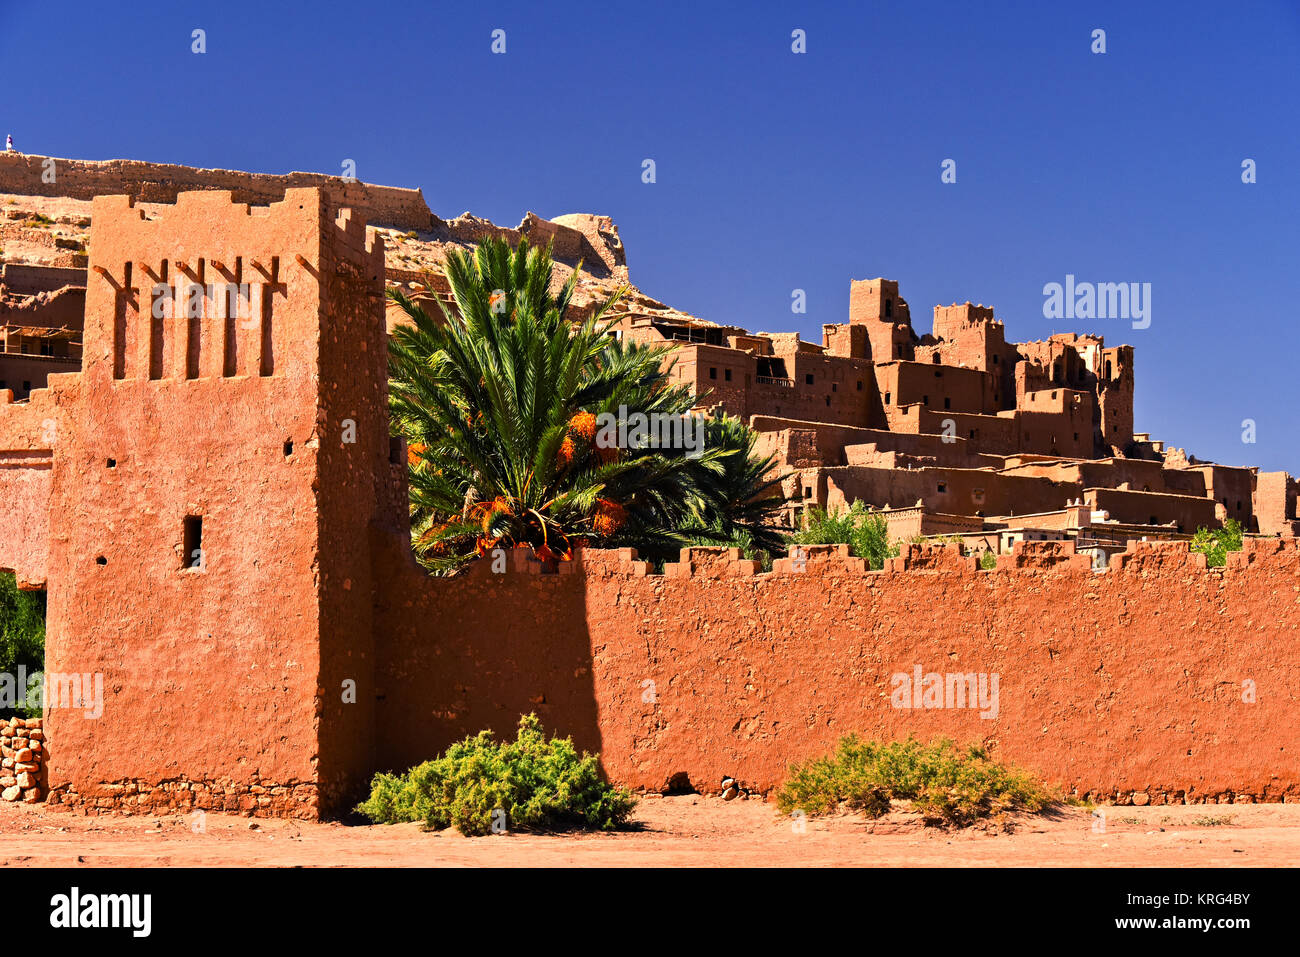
xmin=0 ymin=153 xmax=435 ymax=233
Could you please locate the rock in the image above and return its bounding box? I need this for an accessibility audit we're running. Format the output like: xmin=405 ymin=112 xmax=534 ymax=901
xmin=15 ymin=748 xmax=32 ymax=763
xmin=1132 ymin=791 xmax=1150 ymax=806
xmin=722 ymin=786 xmax=738 ymax=801
xmin=16 ymin=772 xmax=35 ymax=788
xmin=0 ymin=775 xmax=14 ymax=788
xmin=721 ymin=777 xmax=736 ymax=790
xmin=1 ymin=785 xmax=20 ymax=801
xmin=22 ymin=787 xmax=41 ymax=803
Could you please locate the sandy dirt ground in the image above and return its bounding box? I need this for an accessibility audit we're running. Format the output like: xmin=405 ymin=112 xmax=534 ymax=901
xmin=2 ymin=796 xmax=1297 ymax=867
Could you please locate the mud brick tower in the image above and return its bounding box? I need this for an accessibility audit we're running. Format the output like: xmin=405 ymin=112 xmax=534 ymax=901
xmin=38 ymin=189 xmax=389 ymax=816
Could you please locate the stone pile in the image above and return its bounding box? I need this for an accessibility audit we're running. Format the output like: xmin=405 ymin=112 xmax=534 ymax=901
xmin=0 ymin=717 xmax=45 ymax=803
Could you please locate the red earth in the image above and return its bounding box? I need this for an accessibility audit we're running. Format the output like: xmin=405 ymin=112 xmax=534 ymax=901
xmin=1 ymin=795 xmax=1295 ymax=867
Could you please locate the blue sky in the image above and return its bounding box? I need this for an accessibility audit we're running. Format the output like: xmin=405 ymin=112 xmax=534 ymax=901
xmin=2 ymin=0 xmax=1297 ymax=471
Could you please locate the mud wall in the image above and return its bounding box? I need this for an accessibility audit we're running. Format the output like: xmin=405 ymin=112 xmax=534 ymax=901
xmin=374 ymin=537 xmax=1300 ymax=806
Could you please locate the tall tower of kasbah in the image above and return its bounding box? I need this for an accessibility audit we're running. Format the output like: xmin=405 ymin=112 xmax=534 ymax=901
xmin=848 ymin=278 xmax=915 ymax=362
xmin=42 ymin=188 xmax=390 ymax=817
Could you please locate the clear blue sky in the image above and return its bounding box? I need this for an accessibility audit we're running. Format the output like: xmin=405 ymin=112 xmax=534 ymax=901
xmin=2 ymin=1 xmax=1296 ymax=471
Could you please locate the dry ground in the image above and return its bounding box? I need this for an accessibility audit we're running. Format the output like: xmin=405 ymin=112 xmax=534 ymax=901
xmin=2 ymin=796 xmax=1297 ymax=867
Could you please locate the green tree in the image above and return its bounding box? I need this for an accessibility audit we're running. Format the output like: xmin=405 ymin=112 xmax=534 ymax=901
xmin=387 ymin=237 xmax=776 ymax=572
xmin=0 ymin=573 xmax=44 ymax=719
xmin=1189 ymin=518 xmax=1244 ymax=567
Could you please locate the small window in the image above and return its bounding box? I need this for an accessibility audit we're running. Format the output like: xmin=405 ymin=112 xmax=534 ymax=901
xmin=182 ymin=515 xmax=204 ymax=571
xmin=724 ymin=368 xmax=732 ymax=382
xmin=388 ymin=436 xmax=402 ymax=464
xmin=709 ymin=367 xmax=717 ymax=380
xmin=106 ymin=458 xmax=116 ymax=469
xmin=831 ymin=383 xmax=837 ymax=392
xmin=923 ymin=395 xmax=929 ymax=404
xmin=884 ymin=392 xmax=891 ymax=404
xmin=992 ymin=355 xmax=999 ymax=365
xmin=943 ymin=398 xmax=951 ymax=409
xmin=884 ymin=299 xmax=893 ymax=318
xmin=932 ymin=354 xmax=940 ymax=365
xmin=937 ymin=482 xmax=948 ymax=493
xmin=968 ymin=429 xmax=976 ymax=439
xmin=825 ymin=396 xmax=831 ymax=406
xmin=1236 ymin=500 xmax=1242 ymax=510
xmin=856 ymin=381 xmax=862 ymax=391
xmin=285 ymin=440 xmax=295 ymax=457
xmin=803 ymin=487 xmax=813 ymax=499
xmin=805 ymin=373 xmax=814 ymax=385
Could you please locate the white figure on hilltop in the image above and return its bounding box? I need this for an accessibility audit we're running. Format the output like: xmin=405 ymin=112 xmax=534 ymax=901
xmin=5 ymin=135 xmax=13 ymax=152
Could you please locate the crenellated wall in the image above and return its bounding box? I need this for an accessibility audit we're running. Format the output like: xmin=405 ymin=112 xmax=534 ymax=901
xmin=373 ymin=537 xmax=1300 ymax=807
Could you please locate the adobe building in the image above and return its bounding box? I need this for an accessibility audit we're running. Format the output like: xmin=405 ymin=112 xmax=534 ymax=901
xmin=619 ymin=277 xmax=1298 ymax=551
xmin=0 ymin=188 xmax=396 ymax=814
xmin=0 ymin=263 xmax=84 ymax=399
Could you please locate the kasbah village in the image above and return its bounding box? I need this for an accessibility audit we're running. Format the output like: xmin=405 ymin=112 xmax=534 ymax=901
xmin=0 ymin=151 xmax=1297 ymax=867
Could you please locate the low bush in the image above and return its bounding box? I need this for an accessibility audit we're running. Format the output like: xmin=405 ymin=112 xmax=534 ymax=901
xmin=777 ymin=735 xmax=1053 ymax=826
xmin=788 ymin=501 xmax=899 ymax=570
xmin=357 ymin=714 xmax=636 ymax=836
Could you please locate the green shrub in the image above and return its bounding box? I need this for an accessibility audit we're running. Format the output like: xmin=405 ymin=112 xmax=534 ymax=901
xmin=1189 ymin=518 xmax=1244 ymax=567
xmin=979 ymin=550 xmax=998 ymax=570
xmin=777 ymin=735 xmax=1053 ymax=826
xmin=357 ymin=714 xmax=636 ymax=836
xmin=0 ymin=573 xmax=45 ymax=719
xmin=788 ymin=500 xmax=899 ymax=570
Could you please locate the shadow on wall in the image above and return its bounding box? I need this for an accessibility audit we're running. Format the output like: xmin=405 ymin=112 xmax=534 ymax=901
xmin=370 ymin=530 xmax=602 ymax=777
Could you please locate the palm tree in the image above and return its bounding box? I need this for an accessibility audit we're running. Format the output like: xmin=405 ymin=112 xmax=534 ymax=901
xmin=388 ymin=236 xmax=736 ymax=572
xmin=684 ymin=414 xmax=788 ymax=557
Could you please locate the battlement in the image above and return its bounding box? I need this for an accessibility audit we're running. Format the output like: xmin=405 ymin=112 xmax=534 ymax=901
xmin=82 ymin=188 xmax=383 ymax=384
xmin=448 ymin=538 xmax=1297 ymax=583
